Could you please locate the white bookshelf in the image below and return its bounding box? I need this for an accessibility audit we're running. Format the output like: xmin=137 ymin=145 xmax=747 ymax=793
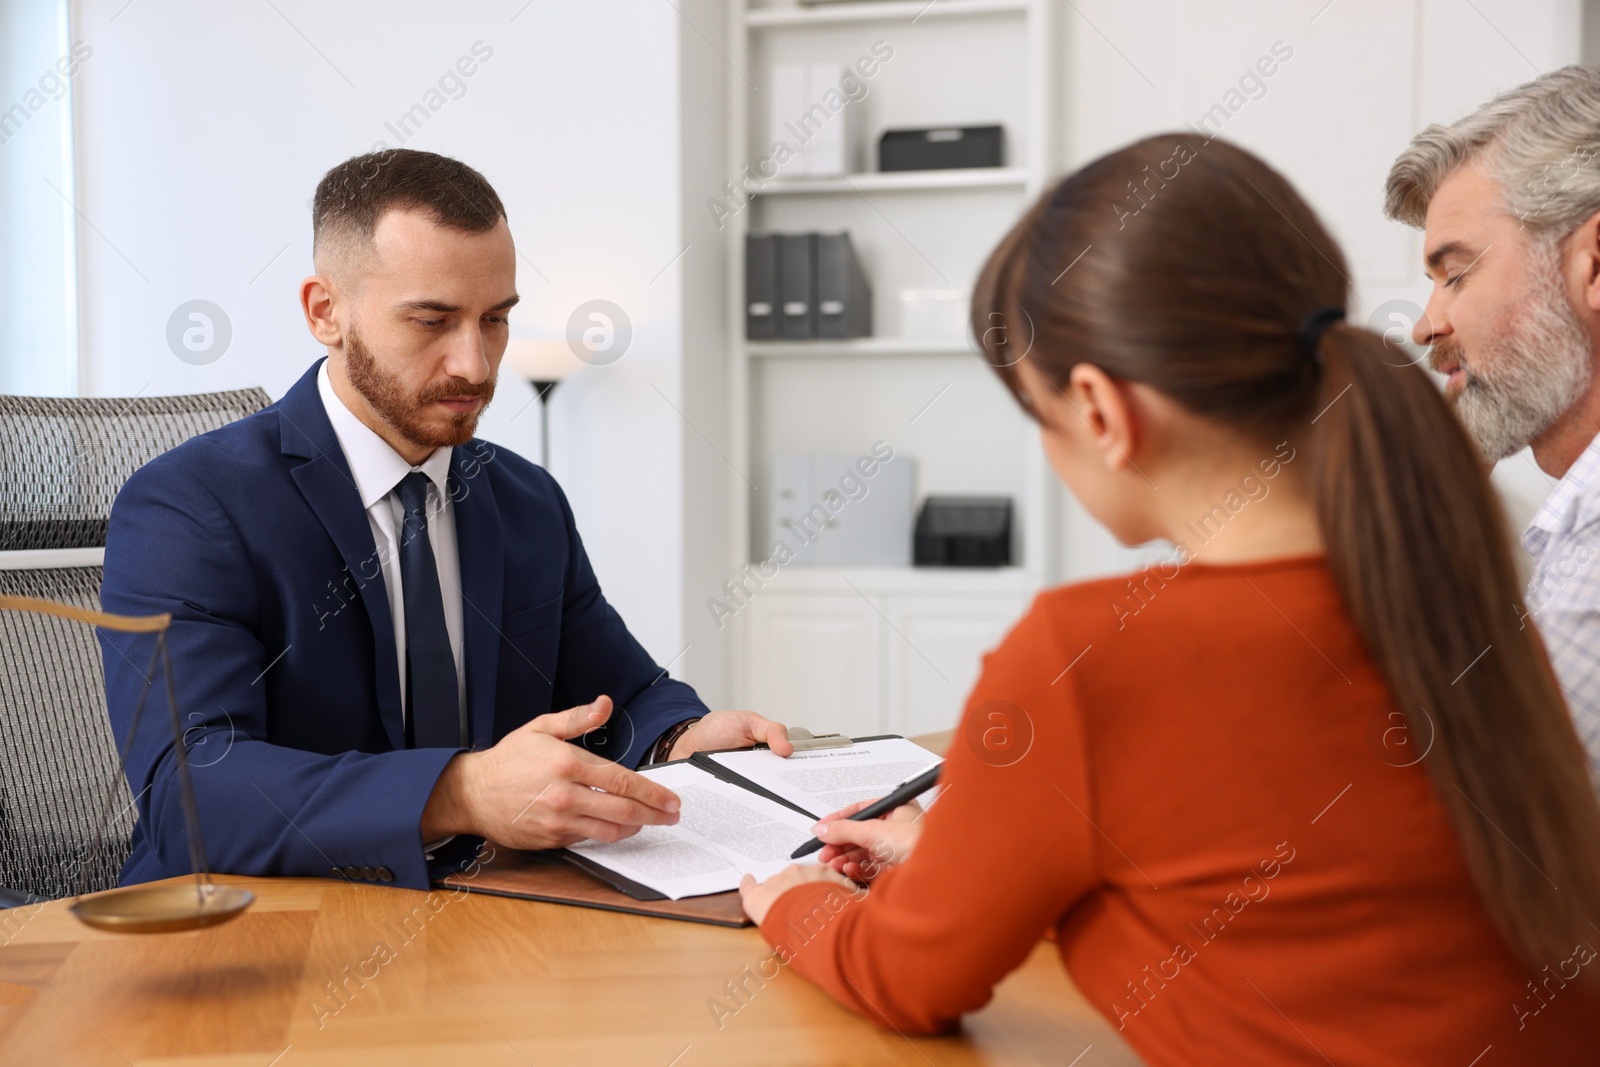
xmin=722 ymin=0 xmax=1059 ymax=735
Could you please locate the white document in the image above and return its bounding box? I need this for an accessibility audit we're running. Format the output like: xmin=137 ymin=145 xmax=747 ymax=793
xmin=567 ymin=762 xmax=820 ymax=900
xmin=706 ymin=736 xmax=942 ymax=818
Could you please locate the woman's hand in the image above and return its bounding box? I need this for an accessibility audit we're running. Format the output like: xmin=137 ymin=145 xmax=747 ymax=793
xmin=739 ymin=795 xmax=930 ymax=924
xmin=738 ymin=864 xmax=856 ymax=925
xmin=812 ymin=798 xmax=925 ymax=883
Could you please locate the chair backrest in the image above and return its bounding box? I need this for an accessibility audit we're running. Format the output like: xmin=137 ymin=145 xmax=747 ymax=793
xmin=0 ymin=388 xmax=271 ymax=900
xmin=0 ymin=389 xmax=273 ymax=550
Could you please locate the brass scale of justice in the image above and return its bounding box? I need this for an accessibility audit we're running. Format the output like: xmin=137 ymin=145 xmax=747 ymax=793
xmin=3 ymin=595 xmax=253 ymax=933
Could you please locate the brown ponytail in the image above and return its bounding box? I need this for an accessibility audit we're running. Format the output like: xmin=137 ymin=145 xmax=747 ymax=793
xmin=974 ymin=134 xmax=1600 ymax=975
xmin=1310 ymin=323 xmax=1600 ymax=971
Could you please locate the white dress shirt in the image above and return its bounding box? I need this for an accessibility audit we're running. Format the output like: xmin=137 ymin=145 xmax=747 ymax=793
xmin=1522 ymin=430 xmax=1600 ymax=788
xmin=316 ymin=362 xmax=466 ymax=727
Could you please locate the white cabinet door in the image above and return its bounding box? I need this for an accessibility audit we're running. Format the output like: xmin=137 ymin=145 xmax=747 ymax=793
xmin=744 ymin=594 xmax=883 ymax=739
xmin=883 ymin=594 xmax=1028 ymax=738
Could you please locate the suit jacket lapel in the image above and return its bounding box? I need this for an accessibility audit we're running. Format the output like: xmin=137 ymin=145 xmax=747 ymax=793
xmin=278 ymin=360 xmax=407 ymax=752
xmin=451 ymin=444 xmax=504 ymax=749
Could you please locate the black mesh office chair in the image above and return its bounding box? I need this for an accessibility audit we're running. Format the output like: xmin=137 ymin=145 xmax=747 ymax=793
xmin=0 ymin=388 xmax=271 ymax=904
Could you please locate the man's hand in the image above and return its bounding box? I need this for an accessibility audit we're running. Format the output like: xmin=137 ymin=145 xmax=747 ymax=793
xmin=810 ymin=798 xmax=924 ymax=883
xmin=668 ymin=709 xmax=793 ymax=760
xmin=738 ymin=864 xmax=857 ymax=926
xmin=421 ymin=696 xmax=682 ymax=849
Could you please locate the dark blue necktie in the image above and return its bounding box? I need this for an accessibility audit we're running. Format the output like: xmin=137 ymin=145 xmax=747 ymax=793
xmin=397 ymin=471 xmax=462 ymax=749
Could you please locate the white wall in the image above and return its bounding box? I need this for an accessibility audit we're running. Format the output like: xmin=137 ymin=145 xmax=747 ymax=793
xmin=0 ymin=0 xmax=78 ymax=396
xmin=1054 ymin=0 xmax=1583 ymax=580
xmin=66 ymin=0 xmax=722 ymax=692
xmin=36 ymin=0 xmax=1592 ymax=700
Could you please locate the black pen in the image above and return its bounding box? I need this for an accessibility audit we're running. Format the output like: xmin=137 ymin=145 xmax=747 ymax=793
xmin=790 ymin=763 xmax=942 ymax=859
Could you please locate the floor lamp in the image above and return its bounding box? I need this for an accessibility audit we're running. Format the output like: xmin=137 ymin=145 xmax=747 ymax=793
xmin=503 ymin=338 xmax=585 ymax=468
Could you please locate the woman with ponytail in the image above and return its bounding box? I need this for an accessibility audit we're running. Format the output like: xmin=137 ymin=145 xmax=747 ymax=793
xmin=739 ymin=136 xmax=1600 ymax=1063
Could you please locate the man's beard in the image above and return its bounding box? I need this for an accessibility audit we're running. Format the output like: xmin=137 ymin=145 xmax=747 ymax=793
xmin=1433 ymin=248 xmax=1593 ymax=462
xmin=344 ymin=326 xmax=495 ymax=452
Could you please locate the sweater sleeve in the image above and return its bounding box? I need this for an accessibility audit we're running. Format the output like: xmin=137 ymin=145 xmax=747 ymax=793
xmin=758 ymin=597 xmax=1099 ymax=1033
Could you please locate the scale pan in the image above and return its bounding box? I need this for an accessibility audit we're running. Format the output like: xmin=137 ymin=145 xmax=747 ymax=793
xmin=70 ymin=883 xmax=255 ymax=934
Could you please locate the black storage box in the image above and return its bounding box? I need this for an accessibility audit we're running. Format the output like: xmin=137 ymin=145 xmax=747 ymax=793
xmin=878 ymin=125 xmax=1004 ymax=172
xmin=914 ymin=496 xmax=1013 ymax=567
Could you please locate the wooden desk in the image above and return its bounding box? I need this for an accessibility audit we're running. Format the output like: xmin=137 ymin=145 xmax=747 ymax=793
xmin=0 ymin=729 xmax=1141 ymax=1065
xmin=0 ymin=873 xmax=1139 ymax=1065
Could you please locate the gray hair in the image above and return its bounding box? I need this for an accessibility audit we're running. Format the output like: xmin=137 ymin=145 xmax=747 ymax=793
xmin=1385 ymin=64 xmax=1600 ymax=243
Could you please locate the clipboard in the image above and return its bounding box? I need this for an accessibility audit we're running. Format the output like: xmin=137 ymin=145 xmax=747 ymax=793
xmin=437 ymin=846 xmax=752 ymax=927
xmin=434 ymin=732 xmax=913 ymax=926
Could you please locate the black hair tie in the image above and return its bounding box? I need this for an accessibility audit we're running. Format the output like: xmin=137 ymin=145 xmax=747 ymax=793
xmin=1297 ymin=305 xmax=1345 ymax=361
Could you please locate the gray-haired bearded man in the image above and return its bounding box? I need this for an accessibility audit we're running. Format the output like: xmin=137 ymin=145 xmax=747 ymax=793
xmin=1386 ymin=65 xmax=1600 ymax=783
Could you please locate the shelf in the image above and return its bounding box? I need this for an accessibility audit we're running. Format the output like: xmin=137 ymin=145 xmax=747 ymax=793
xmin=746 ymin=0 xmax=1028 ymax=29
xmin=747 ymin=337 xmax=974 ymax=358
xmin=726 ymin=0 xmax=1060 ymax=717
xmin=750 ymin=564 xmax=1038 ymax=595
xmin=752 ymin=167 xmax=1028 ymax=196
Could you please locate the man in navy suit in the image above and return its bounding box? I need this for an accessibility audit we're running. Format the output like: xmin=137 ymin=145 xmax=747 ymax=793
xmin=99 ymin=149 xmax=790 ymax=890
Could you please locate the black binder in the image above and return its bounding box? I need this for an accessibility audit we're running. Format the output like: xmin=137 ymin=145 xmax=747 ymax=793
xmin=814 ymin=232 xmax=872 ymax=339
xmin=779 ymin=233 xmax=815 ymax=339
xmin=744 ymin=233 xmax=780 ymax=340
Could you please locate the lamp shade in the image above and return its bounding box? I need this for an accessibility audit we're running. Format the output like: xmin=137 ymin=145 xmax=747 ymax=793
xmin=503 ymin=337 xmax=585 ymax=384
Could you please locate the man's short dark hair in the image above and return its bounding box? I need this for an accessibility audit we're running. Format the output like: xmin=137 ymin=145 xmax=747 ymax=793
xmin=312 ymin=148 xmax=506 ymax=267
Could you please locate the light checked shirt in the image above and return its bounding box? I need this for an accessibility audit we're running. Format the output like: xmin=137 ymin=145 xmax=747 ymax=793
xmin=1522 ymin=430 xmax=1600 ymax=789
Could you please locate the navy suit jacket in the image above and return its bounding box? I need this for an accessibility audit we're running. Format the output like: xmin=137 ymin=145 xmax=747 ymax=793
xmin=99 ymin=359 xmax=707 ymax=890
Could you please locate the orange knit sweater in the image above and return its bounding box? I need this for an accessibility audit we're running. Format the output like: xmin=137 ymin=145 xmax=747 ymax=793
xmin=761 ymin=556 xmax=1599 ymax=1065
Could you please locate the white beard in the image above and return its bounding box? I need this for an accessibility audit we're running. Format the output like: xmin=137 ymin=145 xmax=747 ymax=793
xmin=1450 ymin=250 xmax=1594 ymax=462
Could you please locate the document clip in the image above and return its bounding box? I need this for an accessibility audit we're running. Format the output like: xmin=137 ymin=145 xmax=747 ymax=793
xmin=786 ymin=727 xmax=853 ymax=751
